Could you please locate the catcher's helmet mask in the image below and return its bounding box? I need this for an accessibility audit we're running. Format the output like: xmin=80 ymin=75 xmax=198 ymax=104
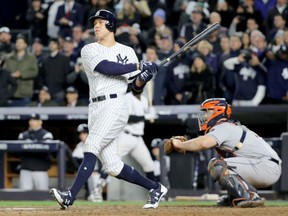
xmin=198 ymin=98 xmax=232 ymax=132
xmin=89 ymin=9 xmax=116 ymax=33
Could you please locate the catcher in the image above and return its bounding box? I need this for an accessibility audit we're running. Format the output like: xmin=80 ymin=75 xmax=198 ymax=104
xmin=164 ymin=98 xmax=282 ymax=207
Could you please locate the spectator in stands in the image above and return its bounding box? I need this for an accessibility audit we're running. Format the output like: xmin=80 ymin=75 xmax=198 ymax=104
xmin=61 ymin=86 xmax=86 ymax=107
xmin=26 ymin=0 xmax=48 ymax=45
xmin=249 ymin=30 xmax=271 ymax=63
xmin=254 ymin=0 xmax=277 ymax=20
xmin=228 ymin=0 xmax=263 ymax=34
xmin=212 ymin=0 xmax=234 ymax=28
xmin=18 ymin=113 xmax=54 ymax=191
xmin=263 ymin=44 xmax=288 ymax=104
xmin=241 ymin=32 xmax=251 ymax=50
xmin=116 ymin=0 xmax=141 ymax=28
xmin=142 ymin=45 xmax=167 ymax=105
xmin=229 ymin=17 xmax=260 ymax=37
xmin=220 ymin=33 xmax=243 ymax=103
xmin=183 ymin=53 xmax=214 ymax=104
xmin=284 ymin=28 xmax=288 ymax=45
xmin=32 ymin=38 xmax=47 ymax=95
xmin=54 ymin=0 xmax=83 ymax=38
xmin=266 ymin=0 xmax=288 ymax=34
xmin=210 ymin=11 xmax=228 ymax=37
xmin=223 ymin=49 xmax=267 ymax=106
xmin=166 ymin=40 xmax=192 ymax=104
xmin=146 ymin=8 xmax=173 ymax=46
xmin=47 ymin=0 xmax=64 ymax=39
xmin=179 ymin=8 xmax=207 ymax=43
xmin=29 ymin=86 xmax=59 ymax=107
xmin=197 ymin=40 xmax=219 ymax=76
xmin=0 ymin=56 xmax=17 ymax=107
xmin=157 ymin=33 xmax=174 ymax=60
xmin=66 ymin=57 xmax=89 ymax=103
xmin=62 ymin=36 xmax=78 ymax=66
xmin=72 ymin=25 xmax=86 ymax=58
xmin=0 ymin=26 xmax=15 ymax=57
xmin=85 ymin=0 xmax=115 ymax=29
xmin=3 ymin=34 xmax=38 ymax=107
xmin=267 ymin=14 xmax=286 ymax=43
xmin=267 ymin=29 xmax=285 ymax=54
xmin=127 ymin=23 xmax=147 ymax=61
xmin=40 ymin=38 xmax=70 ymax=103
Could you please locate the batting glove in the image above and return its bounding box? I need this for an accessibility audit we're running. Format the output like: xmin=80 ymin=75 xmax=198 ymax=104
xmin=139 ymin=60 xmax=159 ymax=73
xmin=138 ymin=70 xmax=154 ymax=83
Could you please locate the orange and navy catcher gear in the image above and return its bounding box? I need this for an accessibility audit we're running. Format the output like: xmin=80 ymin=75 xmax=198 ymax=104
xmin=198 ymin=98 xmax=232 ymax=133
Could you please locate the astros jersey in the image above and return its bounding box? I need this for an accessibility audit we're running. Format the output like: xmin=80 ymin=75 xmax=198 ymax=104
xmin=81 ymin=42 xmax=139 ymax=100
xmin=207 ymin=122 xmax=281 ymax=161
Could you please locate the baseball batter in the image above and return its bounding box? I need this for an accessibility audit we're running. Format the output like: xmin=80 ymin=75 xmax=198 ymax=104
xmin=50 ymin=9 xmax=167 ymax=210
xmin=167 ymin=98 xmax=282 ymax=207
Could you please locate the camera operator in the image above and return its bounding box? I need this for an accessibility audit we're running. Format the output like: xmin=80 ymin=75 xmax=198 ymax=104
xmin=223 ymin=48 xmax=267 ymax=106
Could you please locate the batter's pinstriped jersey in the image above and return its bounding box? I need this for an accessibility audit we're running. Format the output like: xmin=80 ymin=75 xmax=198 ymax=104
xmin=81 ymin=42 xmax=139 ymax=100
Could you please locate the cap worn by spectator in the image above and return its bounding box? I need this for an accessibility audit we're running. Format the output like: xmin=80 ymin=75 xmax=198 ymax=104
xmin=64 ymin=37 xmax=73 ymax=43
xmin=0 ymin=26 xmax=10 ymax=34
xmin=279 ymin=44 xmax=288 ymax=55
xmin=33 ymin=37 xmax=42 ymax=44
xmin=153 ymin=8 xmax=166 ymax=21
xmin=30 ymin=113 xmax=41 ymax=120
xmin=16 ymin=33 xmax=28 ymax=44
xmin=66 ymin=86 xmax=78 ymax=94
xmin=77 ymin=123 xmax=88 ymax=133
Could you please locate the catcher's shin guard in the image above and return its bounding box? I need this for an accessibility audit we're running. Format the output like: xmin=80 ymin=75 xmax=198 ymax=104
xmin=219 ymin=174 xmax=260 ymax=206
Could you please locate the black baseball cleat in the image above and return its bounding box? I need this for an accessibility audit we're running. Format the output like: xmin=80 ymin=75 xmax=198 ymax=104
xmin=216 ymin=195 xmax=233 ymax=207
xmin=50 ymin=188 xmax=74 ymax=210
xmin=143 ymin=183 xmax=167 ymax=209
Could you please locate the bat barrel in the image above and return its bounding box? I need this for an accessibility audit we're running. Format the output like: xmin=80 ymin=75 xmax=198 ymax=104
xmin=158 ymin=22 xmax=220 ymax=68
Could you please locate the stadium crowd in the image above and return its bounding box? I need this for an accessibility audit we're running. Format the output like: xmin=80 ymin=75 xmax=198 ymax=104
xmin=0 ymin=0 xmax=288 ymax=107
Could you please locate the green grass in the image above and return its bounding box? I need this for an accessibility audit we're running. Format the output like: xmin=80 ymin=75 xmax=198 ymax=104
xmin=0 ymin=200 xmax=287 ymax=207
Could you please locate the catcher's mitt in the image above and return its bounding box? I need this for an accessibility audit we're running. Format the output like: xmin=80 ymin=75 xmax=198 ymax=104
xmin=164 ymin=136 xmax=188 ymax=154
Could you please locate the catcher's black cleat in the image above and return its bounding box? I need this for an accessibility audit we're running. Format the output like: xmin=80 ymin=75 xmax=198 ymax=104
xmin=216 ymin=195 xmax=233 ymax=207
xmin=50 ymin=188 xmax=74 ymax=210
xmin=143 ymin=183 xmax=167 ymax=209
xmin=237 ymin=193 xmax=264 ymax=208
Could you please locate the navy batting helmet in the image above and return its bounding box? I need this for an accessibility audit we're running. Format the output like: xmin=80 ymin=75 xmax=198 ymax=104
xmin=89 ymin=9 xmax=116 ymax=33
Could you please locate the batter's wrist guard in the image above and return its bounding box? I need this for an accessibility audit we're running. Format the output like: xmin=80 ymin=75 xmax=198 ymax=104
xmin=131 ymin=79 xmax=146 ymax=95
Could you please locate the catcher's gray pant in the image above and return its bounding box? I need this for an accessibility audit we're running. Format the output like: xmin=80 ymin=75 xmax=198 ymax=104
xmin=118 ymin=131 xmax=154 ymax=173
xmin=19 ymin=169 xmax=49 ymax=190
xmin=225 ymin=157 xmax=282 ymax=188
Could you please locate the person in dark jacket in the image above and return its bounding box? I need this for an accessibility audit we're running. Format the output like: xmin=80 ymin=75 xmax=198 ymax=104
xmin=0 ymin=56 xmax=17 ymax=107
xmin=18 ymin=113 xmax=54 ymax=190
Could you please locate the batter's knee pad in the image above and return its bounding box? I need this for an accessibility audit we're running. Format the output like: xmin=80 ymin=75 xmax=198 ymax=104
xmin=207 ymin=158 xmax=228 ymax=181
